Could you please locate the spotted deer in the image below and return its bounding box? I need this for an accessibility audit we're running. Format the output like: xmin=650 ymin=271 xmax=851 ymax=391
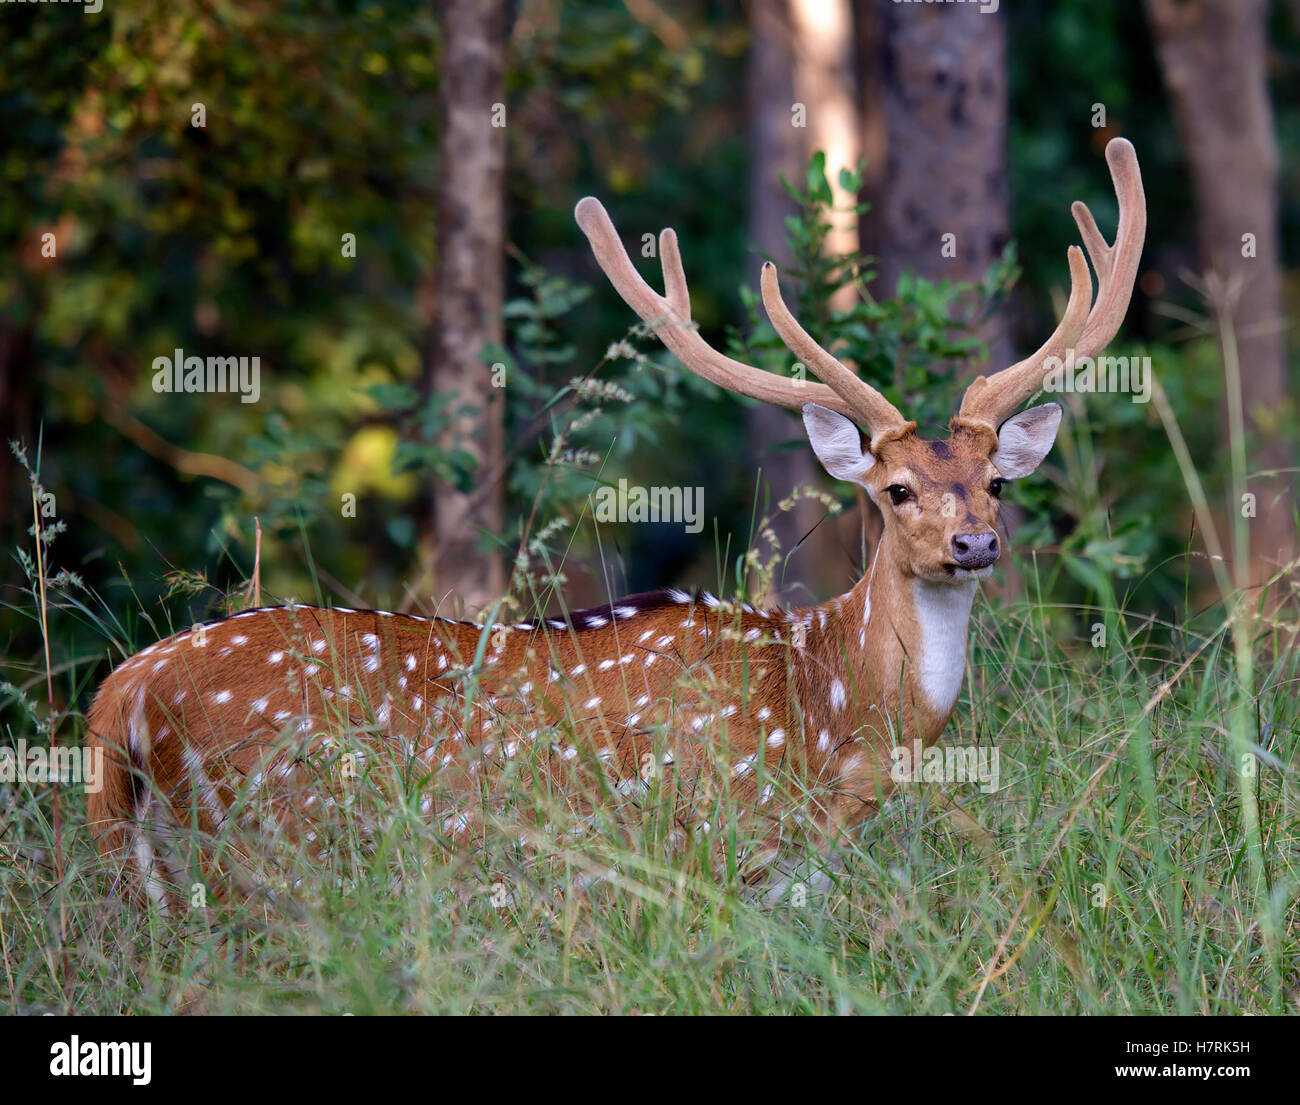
xmin=87 ymin=139 xmax=1144 ymax=909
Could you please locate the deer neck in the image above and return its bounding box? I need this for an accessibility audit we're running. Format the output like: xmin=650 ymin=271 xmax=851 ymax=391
xmin=795 ymin=530 xmax=977 ymax=749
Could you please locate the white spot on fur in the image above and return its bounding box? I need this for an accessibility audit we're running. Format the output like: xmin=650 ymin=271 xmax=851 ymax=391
xmin=830 ymin=679 xmax=846 ymax=712
xmin=863 ymin=543 xmax=880 ymax=625
xmin=442 ymin=812 xmax=470 ymax=836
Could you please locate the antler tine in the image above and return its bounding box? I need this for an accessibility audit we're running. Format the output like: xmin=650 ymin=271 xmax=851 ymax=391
xmin=1072 ymin=137 xmax=1146 ymax=359
xmin=957 ymin=138 xmax=1146 ymax=432
xmin=957 ymin=245 xmax=1092 ymax=430
xmin=658 ymin=227 xmax=689 ymax=318
xmin=760 ymin=263 xmax=908 ymax=439
xmin=575 ymin=196 xmax=858 ymax=420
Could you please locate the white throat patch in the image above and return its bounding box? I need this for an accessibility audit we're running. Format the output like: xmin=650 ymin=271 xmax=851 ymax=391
xmin=911 ymin=580 xmax=977 ymax=714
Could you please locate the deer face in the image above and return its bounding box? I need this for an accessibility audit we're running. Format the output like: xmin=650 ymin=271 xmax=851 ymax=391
xmin=802 ymin=402 xmax=1063 ymax=584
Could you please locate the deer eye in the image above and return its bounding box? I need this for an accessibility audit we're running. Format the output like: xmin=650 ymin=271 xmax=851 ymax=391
xmin=886 ymin=485 xmax=911 ymax=506
xmin=989 ymin=478 xmax=1007 ymax=498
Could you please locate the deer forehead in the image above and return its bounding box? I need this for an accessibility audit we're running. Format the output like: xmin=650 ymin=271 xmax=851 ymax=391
xmin=873 ymin=432 xmax=998 ymax=492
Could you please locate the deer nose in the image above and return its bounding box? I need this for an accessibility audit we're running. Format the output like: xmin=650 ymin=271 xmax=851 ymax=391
xmin=952 ymin=531 xmax=999 ymax=570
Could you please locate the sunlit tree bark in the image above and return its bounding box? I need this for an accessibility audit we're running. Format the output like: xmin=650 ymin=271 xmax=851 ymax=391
xmin=746 ymin=0 xmax=846 ymax=599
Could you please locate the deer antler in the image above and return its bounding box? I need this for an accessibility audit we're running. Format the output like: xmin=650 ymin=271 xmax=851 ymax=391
xmin=760 ymin=263 xmax=911 ymax=440
xmin=575 ymin=196 xmax=908 ymax=440
xmin=957 ymin=137 xmax=1146 ymax=433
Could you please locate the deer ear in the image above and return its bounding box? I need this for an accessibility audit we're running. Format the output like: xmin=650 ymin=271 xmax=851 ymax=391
xmin=802 ymin=403 xmax=874 ymax=484
xmin=991 ymin=402 xmax=1062 ymax=478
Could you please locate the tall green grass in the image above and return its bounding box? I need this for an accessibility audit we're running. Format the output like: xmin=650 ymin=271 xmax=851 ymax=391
xmin=2 ymin=544 xmax=1295 ymax=1014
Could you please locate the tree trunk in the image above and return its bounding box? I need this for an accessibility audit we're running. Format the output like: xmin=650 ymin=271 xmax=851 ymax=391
xmin=877 ymin=0 xmax=1011 ymax=367
xmin=1145 ymin=0 xmax=1294 ymax=584
xmin=427 ymin=0 xmax=508 ymax=613
xmin=790 ymin=0 xmax=860 ymax=308
xmin=746 ymin=0 xmax=843 ymax=601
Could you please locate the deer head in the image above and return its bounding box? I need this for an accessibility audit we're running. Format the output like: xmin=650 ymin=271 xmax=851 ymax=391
xmin=575 ymin=137 xmax=1145 ymax=587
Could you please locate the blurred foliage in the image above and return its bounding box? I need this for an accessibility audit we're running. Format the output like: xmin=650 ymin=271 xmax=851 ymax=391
xmin=0 ymin=0 xmax=1296 ymax=711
